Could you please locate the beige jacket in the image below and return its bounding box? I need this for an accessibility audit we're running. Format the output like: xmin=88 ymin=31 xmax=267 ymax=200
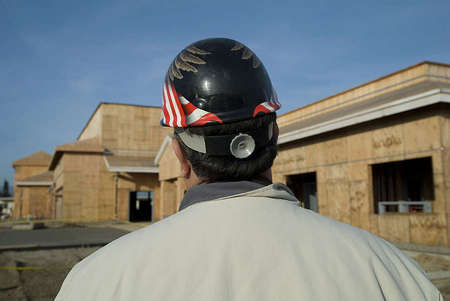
xmin=56 ymin=183 xmax=442 ymax=300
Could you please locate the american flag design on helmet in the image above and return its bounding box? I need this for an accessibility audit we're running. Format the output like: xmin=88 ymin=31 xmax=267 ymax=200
xmin=162 ymin=76 xmax=281 ymax=127
xmin=161 ymin=78 xmax=222 ymax=127
xmin=252 ymin=88 xmax=281 ymax=117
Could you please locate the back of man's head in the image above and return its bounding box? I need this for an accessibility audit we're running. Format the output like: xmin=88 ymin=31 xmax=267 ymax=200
xmin=174 ymin=113 xmax=277 ymax=182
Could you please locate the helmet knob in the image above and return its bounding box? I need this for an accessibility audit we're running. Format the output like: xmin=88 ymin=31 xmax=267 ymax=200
xmin=229 ymin=133 xmax=255 ymax=159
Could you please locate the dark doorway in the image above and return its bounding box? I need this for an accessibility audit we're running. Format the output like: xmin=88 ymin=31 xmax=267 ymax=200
xmin=129 ymin=191 xmax=153 ymax=222
xmin=286 ymin=172 xmax=318 ymax=212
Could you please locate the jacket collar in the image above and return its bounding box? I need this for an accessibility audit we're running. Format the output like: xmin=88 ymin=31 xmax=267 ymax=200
xmin=179 ymin=179 xmax=297 ymax=211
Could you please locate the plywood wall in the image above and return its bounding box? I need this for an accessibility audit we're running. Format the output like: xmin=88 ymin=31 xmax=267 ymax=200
xmin=13 ymin=165 xmax=49 ymax=218
xmin=54 ymin=151 xmax=163 ymax=222
xmin=274 ymin=110 xmax=448 ymax=246
xmin=20 ymin=186 xmax=52 ymax=219
xmin=59 ymin=153 xmax=104 ymax=220
xmin=53 ymin=159 xmax=64 ymax=192
xmin=440 ymin=110 xmax=450 ymax=245
xmin=79 ymin=105 xmax=103 ymax=141
xmin=101 ymin=104 xmax=172 ymax=155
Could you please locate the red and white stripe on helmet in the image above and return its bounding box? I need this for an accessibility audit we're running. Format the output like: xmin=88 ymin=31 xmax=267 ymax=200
xmin=252 ymin=88 xmax=281 ymax=117
xmin=178 ymin=96 xmax=223 ymax=126
xmin=162 ymin=78 xmax=186 ymax=127
xmin=162 ymin=78 xmax=222 ymax=127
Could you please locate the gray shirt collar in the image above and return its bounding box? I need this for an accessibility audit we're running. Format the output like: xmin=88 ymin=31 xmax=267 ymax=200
xmin=179 ymin=178 xmax=272 ymax=211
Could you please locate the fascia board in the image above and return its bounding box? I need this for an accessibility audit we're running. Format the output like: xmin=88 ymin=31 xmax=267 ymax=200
xmin=154 ymin=136 xmax=172 ymax=165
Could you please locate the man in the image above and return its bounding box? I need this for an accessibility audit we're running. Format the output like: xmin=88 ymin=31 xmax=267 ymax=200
xmin=56 ymin=38 xmax=442 ymax=300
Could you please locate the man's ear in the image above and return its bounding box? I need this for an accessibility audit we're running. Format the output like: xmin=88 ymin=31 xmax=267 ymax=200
xmin=172 ymin=138 xmax=191 ymax=179
xmin=273 ymin=121 xmax=279 ymax=144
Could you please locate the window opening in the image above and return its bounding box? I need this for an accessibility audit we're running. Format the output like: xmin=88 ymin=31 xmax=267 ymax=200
xmin=372 ymin=157 xmax=434 ymax=214
xmin=286 ymin=172 xmax=318 ymax=212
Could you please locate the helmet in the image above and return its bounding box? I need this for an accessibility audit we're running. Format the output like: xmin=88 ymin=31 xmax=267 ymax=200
xmin=161 ymin=38 xmax=280 ymax=127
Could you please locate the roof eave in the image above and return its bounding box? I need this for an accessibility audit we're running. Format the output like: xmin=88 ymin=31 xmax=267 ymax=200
xmin=103 ymin=156 xmax=159 ymax=174
xmin=48 ymin=151 xmax=62 ymax=171
xmin=16 ymin=181 xmax=52 ymax=187
xmin=107 ymin=166 xmax=159 ymax=173
xmin=49 ymin=149 xmax=104 ymax=171
xmin=278 ymin=88 xmax=450 ymax=145
xmin=154 ymin=136 xmax=172 ymax=165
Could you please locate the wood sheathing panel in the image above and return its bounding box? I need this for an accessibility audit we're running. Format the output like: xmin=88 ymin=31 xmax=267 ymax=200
xmin=20 ymin=186 xmax=51 ymax=219
xmin=13 ymin=166 xmax=49 ymax=218
xmin=15 ymin=171 xmax=53 ymax=219
xmin=53 ymin=159 xmax=64 ymax=192
xmin=61 ymin=153 xmax=105 ymax=220
xmin=440 ymin=110 xmax=450 ymax=245
xmin=78 ymin=105 xmax=103 ymax=141
xmin=12 ymin=152 xmax=51 ymax=219
xmin=274 ymin=106 xmax=448 ymax=246
xmin=101 ymin=104 xmax=172 ymax=155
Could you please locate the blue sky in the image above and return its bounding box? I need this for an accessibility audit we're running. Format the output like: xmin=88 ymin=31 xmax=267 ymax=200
xmin=1 ymin=0 xmax=449 ymax=189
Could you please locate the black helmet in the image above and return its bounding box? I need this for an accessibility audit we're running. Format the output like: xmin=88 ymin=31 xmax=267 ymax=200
xmin=161 ymin=38 xmax=280 ymax=127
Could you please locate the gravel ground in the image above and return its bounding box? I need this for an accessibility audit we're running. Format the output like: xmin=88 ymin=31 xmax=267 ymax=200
xmin=1 ymin=248 xmax=450 ymax=300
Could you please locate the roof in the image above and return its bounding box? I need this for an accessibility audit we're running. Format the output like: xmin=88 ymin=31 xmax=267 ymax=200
xmin=49 ymin=137 xmax=104 ymax=170
xmin=13 ymin=151 xmax=51 ymax=167
xmin=279 ymin=61 xmax=450 ymax=120
xmin=77 ymin=102 xmax=161 ymax=140
xmin=55 ymin=137 xmax=104 ymax=152
xmin=16 ymin=171 xmax=53 ymax=186
xmin=104 ymin=155 xmax=158 ymax=173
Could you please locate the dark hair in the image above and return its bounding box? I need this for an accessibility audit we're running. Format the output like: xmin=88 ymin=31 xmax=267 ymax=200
xmin=174 ymin=113 xmax=278 ymax=182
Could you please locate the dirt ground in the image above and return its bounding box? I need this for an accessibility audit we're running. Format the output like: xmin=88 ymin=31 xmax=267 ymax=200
xmin=0 ymin=247 xmax=99 ymax=300
xmin=411 ymin=253 xmax=450 ymax=299
xmin=1 ymin=248 xmax=450 ymax=300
